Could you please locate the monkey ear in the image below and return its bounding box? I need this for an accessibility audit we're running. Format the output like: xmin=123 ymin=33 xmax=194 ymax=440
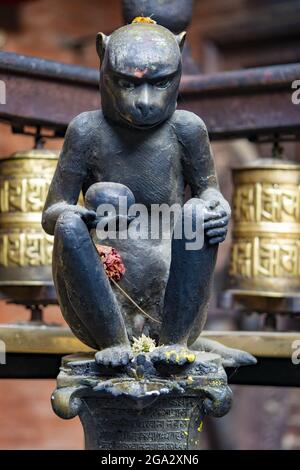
xmin=176 ymin=31 xmax=186 ymax=53
xmin=96 ymin=33 xmax=109 ymax=63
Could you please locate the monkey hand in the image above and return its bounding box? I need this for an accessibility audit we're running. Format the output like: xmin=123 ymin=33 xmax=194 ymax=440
xmin=70 ymin=206 xmax=97 ymax=229
xmin=92 ymin=214 xmax=136 ymax=232
xmin=203 ymin=197 xmax=231 ymax=245
xmin=58 ymin=205 xmax=97 ymax=229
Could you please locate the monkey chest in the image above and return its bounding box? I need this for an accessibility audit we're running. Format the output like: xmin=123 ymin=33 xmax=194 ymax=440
xmin=94 ymin=143 xmax=184 ymax=205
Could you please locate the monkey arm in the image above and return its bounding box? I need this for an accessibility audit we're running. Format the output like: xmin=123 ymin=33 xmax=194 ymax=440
xmin=175 ymin=110 xmax=219 ymax=198
xmin=42 ymin=115 xmax=92 ymax=236
xmin=175 ymin=110 xmax=231 ymax=244
xmin=184 ymin=123 xmax=231 ymax=219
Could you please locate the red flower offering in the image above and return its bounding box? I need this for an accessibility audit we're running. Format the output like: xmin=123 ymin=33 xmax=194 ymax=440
xmin=95 ymin=244 xmax=125 ymax=282
xmin=95 ymin=243 xmax=160 ymax=324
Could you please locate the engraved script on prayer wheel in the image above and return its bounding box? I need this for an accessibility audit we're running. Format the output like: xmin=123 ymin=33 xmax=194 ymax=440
xmin=0 ymin=149 xmax=58 ymax=303
xmin=227 ymin=159 xmax=300 ymax=313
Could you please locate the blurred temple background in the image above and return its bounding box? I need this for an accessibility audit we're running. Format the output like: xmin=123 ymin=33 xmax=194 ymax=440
xmin=0 ymin=0 xmax=300 ymax=449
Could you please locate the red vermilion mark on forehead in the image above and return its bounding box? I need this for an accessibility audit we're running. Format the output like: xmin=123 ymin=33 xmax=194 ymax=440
xmin=134 ymin=68 xmax=148 ymax=78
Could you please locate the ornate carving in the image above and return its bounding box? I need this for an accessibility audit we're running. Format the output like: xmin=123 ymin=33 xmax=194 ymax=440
xmin=234 ymin=182 xmax=300 ymax=223
xmin=229 ymin=162 xmax=300 ymax=299
xmin=0 ymin=178 xmax=51 ymax=214
xmin=0 ymin=232 xmax=53 ymax=267
xmin=52 ymin=352 xmax=232 ymax=450
xmin=0 ymin=149 xmax=58 ymax=290
xmin=230 ymin=237 xmax=300 ymax=279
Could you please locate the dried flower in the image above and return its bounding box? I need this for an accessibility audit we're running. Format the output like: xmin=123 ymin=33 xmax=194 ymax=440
xmin=95 ymin=244 xmax=125 ymax=282
xmin=95 ymin=244 xmax=161 ymax=325
xmin=132 ymin=334 xmax=157 ymax=354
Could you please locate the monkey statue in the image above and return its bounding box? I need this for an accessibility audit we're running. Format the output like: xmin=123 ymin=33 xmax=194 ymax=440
xmin=43 ymin=19 xmax=255 ymax=370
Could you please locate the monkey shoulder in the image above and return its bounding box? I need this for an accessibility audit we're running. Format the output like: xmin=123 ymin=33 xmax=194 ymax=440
xmin=66 ymin=109 xmax=105 ymax=142
xmin=171 ymin=110 xmax=209 ymax=143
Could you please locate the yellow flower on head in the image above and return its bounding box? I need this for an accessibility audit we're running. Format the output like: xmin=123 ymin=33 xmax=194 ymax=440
xmin=132 ymin=16 xmax=157 ymax=25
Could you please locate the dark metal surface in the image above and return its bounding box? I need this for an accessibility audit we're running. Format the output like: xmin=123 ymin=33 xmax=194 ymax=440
xmin=1 ymin=354 xmax=299 ymax=386
xmin=0 ymin=52 xmax=100 ymax=136
xmin=0 ymin=51 xmax=98 ymax=83
xmin=0 ymin=52 xmax=299 ymax=139
xmin=41 ymin=21 xmax=241 ymax=374
xmin=0 ymin=353 xmax=63 ymax=379
xmin=122 ymin=0 xmax=194 ymax=34
xmin=51 ymin=352 xmax=232 ymax=450
xmin=227 ymin=358 xmax=300 ymax=387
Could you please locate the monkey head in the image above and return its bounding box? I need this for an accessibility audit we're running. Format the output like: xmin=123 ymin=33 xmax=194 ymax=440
xmin=97 ymin=21 xmax=186 ymax=130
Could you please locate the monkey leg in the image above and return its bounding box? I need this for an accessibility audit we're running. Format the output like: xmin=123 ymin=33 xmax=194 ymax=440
xmin=191 ymin=337 xmax=257 ymax=367
xmin=53 ymin=211 xmax=132 ymax=366
xmin=152 ymin=199 xmax=217 ymax=368
xmin=54 ymin=268 xmax=99 ymax=350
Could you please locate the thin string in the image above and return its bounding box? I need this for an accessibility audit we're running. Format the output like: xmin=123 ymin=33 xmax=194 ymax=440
xmin=110 ymin=278 xmax=161 ymax=324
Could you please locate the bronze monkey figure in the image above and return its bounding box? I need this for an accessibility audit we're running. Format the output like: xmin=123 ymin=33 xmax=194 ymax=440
xmin=43 ymin=20 xmax=255 ymax=370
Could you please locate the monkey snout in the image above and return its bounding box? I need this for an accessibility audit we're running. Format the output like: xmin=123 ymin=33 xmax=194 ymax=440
xmin=135 ymin=102 xmax=154 ymax=118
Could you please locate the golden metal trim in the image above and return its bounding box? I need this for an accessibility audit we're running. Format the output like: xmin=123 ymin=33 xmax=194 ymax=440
xmin=0 ymin=213 xmax=43 ymax=224
xmin=234 ymin=222 xmax=300 ymax=235
xmin=0 ymin=324 xmax=298 ymax=358
xmin=226 ymin=289 xmax=300 ymax=298
xmin=0 ymin=149 xmax=59 ymax=163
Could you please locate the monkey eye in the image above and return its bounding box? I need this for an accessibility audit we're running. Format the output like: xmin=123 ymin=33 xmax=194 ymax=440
xmin=155 ymin=78 xmax=171 ymax=89
xmin=118 ymin=78 xmax=135 ymax=89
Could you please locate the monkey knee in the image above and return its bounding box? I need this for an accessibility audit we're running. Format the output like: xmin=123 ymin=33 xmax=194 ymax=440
xmin=55 ymin=211 xmax=87 ymax=247
xmin=85 ymin=182 xmax=135 ymax=212
xmin=175 ymin=199 xmax=206 ymax=251
xmin=182 ymin=198 xmax=204 ymax=227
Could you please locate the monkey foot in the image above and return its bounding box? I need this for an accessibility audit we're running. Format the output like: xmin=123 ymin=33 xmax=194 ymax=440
xmin=191 ymin=337 xmax=257 ymax=368
xmin=150 ymin=345 xmax=196 ymax=369
xmin=95 ymin=345 xmax=133 ymax=368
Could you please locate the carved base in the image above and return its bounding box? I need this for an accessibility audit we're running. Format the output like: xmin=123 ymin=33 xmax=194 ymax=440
xmin=52 ymin=352 xmax=232 ymax=450
xmin=80 ymin=395 xmax=206 ymax=450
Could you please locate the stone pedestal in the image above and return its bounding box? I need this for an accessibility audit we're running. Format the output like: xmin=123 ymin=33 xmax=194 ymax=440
xmin=52 ymin=352 xmax=232 ymax=450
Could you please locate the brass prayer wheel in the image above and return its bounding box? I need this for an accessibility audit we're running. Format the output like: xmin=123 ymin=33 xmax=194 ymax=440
xmin=224 ymin=159 xmax=300 ymax=314
xmin=0 ymin=148 xmax=58 ymax=303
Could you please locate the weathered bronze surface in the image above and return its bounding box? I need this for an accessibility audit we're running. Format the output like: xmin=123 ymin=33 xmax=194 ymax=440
xmin=225 ymin=159 xmax=300 ymax=314
xmin=46 ymin=20 xmax=255 ymax=448
xmin=0 ymin=148 xmax=58 ymax=303
xmin=52 ymin=351 xmax=232 ymax=450
xmin=42 ymin=20 xmax=255 ymax=368
xmin=122 ymin=0 xmax=194 ymax=34
xmin=121 ymin=0 xmax=200 ymax=75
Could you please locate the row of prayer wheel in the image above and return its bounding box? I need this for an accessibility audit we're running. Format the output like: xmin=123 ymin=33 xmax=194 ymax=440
xmin=225 ymin=159 xmax=300 ymax=314
xmin=0 ymin=148 xmax=58 ymax=304
xmin=0 ymin=147 xmax=300 ymax=315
